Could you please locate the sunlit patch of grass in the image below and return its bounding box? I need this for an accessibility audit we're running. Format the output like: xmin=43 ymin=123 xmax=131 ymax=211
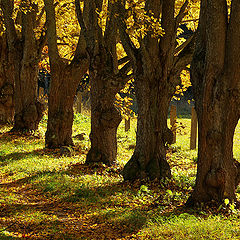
xmin=96 ymin=207 xmax=147 ymax=233
xmin=1 ymin=115 xmax=240 ymax=239
xmin=117 ymin=118 xmax=137 ymax=166
xmin=139 ymin=214 xmax=240 ymax=240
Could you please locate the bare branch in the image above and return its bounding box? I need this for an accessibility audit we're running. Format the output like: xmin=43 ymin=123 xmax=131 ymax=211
xmin=119 ymin=61 xmax=132 ymax=76
xmin=75 ymin=0 xmax=87 ymax=39
xmin=44 ymin=0 xmax=60 ymax=62
xmin=115 ymin=0 xmax=137 ymax=64
xmin=36 ymin=6 xmax=45 ymax=27
xmin=118 ymin=56 xmax=129 ymax=66
xmin=1 ymin=0 xmax=17 ymax=50
xmin=174 ymin=33 xmax=195 ymax=55
xmin=175 ymin=0 xmax=189 ymax=29
xmin=172 ymin=34 xmax=195 ymax=79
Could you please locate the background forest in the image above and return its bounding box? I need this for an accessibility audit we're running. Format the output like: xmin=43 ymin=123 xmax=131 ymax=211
xmin=1 ymin=0 xmax=240 ymax=239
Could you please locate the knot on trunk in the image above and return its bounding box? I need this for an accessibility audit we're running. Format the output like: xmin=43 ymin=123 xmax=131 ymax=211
xmin=206 ymin=130 xmax=222 ymax=147
xmin=0 ymin=83 xmax=14 ymax=106
xmin=205 ymin=168 xmax=226 ymax=188
xmin=100 ymin=106 xmax=122 ymax=128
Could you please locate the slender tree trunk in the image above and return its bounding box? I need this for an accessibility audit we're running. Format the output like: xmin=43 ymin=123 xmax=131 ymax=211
xmin=45 ymin=64 xmax=78 ymax=148
xmin=86 ymin=71 xmax=122 ymax=165
xmin=0 ymin=35 xmax=14 ymax=124
xmin=122 ymin=73 xmax=172 ymax=180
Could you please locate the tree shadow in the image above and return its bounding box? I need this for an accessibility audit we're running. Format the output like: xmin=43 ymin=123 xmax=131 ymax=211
xmin=0 ymin=178 xmax=147 ymax=239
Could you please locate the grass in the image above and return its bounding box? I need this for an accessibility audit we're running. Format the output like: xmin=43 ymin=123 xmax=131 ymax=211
xmin=0 ymin=112 xmax=240 ymax=239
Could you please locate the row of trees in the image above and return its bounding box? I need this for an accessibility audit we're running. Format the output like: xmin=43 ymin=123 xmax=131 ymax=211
xmin=0 ymin=0 xmax=240 ymax=206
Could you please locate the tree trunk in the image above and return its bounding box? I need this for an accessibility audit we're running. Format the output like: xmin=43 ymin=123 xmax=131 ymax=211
xmin=122 ymin=74 xmax=172 ymax=180
xmin=187 ymin=75 xmax=239 ymax=205
xmin=45 ymin=64 xmax=77 ymax=148
xmin=0 ymin=35 xmax=14 ymax=124
xmin=11 ymin=51 xmax=44 ymax=131
xmin=186 ymin=0 xmax=240 ymax=206
xmin=86 ymin=70 xmax=122 ymax=165
xmin=1 ymin=0 xmax=45 ymax=132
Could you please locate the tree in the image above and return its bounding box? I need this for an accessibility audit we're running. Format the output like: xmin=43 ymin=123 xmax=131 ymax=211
xmin=0 ymin=13 xmax=14 ymax=124
xmin=117 ymin=0 xmax=196 ymax=180
xmin=187 ymin=0 xmax=240 ymax=205
xmin=75 ymin=0 xmax=132 ymax=165
xmin=44 ymin=0 xmax=89 ymax=148
xmin=0 ymin=0 xmax=45 ymax=131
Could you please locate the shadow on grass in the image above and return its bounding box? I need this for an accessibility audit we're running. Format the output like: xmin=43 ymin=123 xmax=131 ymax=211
xmin=0 ymin=174 xmax=148 ymax=239
xmin=0 ymin=149 xmax=45 ymax=166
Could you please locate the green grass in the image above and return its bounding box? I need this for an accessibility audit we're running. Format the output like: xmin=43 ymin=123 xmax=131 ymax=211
xmin=0 ymin=113 xmax=240 ymax=239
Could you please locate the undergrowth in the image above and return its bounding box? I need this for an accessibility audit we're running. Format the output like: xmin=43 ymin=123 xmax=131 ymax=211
xmin=0 ymin=113 xmax=240 ymax=239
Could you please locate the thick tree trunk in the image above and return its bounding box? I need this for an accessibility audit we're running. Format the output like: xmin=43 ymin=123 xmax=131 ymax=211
xmin=45 ymin=64 xmax=77 ymax=148
xmin=12 ymin=55 xmax=44 ymax=131
xmin=1 ymin=0 xmax=45 ymax=132
xmin=0 ymin=35 xmax=14 ymax=124
xmin=186 ymin=0 xmax=240 ymax=206
xmin=122 ymin=75 xmax=172 ymax=180
xmin=187 ymin=76 xmax=239 ymax=205
xmin=86 ymin=71 xmax=122 ymax=165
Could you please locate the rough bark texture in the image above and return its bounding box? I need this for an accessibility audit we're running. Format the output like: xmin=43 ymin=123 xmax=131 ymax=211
xmin=86 ymin=70 xmax=122 ymax=165
xmin=45 ymin=64 xmax=78 ymax=148
xmin=11 ymin=45 xmax=44 ymax=131
xmin=122 ymin=62 xmax=173 ymax=180
xmin=187 ymin=0 xmax=240 ymax=205
xmin=118 ymin=0 xmax=194 ymax=180
xmin=0 ymin=34 xmax=14 ymax=124
xmin=82 ymin=0 xmax=130 ymax=165
xmin=44 ymin=0 xmax=89 ymax=148
xmin=1 ymin=0 xmax=45 ymax=131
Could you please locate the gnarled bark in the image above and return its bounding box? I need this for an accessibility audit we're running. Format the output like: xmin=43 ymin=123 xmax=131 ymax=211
xmin=187 ymin=0 xmax=240 ymax=205
xmin=86 ymin=71 xmax=122 ymax=165
xmin=122 ymin=65 xmax=173 ymax=180
xmin=1 ymin=0 xmax=45 ymax=132
xmin=117 ymin=0 xmax=194 ymax=180
xmin=44 ymin=0 xmax=89 ymax=148
xmin=77 ymin=0 xmax=131 ymax=165
xmin=11 ymin=51 xmax=44 ymax=131
xmin=45 ymin=64 xmax=76 ymax=148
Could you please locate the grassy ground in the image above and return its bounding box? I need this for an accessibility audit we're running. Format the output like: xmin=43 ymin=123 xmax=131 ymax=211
xmin=0 ymin=113 xmax=240 ymax=239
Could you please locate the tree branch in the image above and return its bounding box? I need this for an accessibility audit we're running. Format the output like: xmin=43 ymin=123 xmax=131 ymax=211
xmin=119 ymin=61 xmax=132 ymax=76
xmin=115 ymin=0 xmax=137 ymax=64
xmin=37 ymin=22 xmax=47 ymax=57
xmin=0 ymin=0 xmax=17 ymax=50
xmin=175 ymin=0 xmax=189 ymax=29
xmin=118 ymin=56 xmax=129 ymax=66
xmin=44 ymin=0 xmax=60 ymax=62
xmin=172 ymin=34 xmax=195 ymax=80
xmin=75 ymin=0 xmax=88 ymax=40
xmin=174 ymin=33 xmax=195 ymax=55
